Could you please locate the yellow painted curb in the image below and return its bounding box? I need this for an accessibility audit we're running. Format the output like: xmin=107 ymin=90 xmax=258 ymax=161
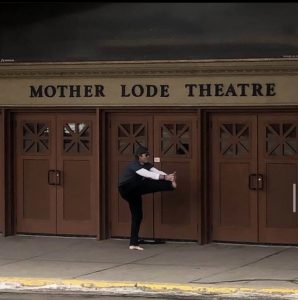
xmin=0 ymin=277 xmax=297 ymax=296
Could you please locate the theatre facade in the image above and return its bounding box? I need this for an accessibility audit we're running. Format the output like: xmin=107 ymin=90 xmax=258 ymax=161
xmin=1 ymin=58 xmax=298 ymax=245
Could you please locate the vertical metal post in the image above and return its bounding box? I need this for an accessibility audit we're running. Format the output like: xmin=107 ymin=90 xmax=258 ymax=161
xmin=293 ymin=183 xmax=296 ymax=213
xmin=0 ymin=109 xmax=4 ymax=234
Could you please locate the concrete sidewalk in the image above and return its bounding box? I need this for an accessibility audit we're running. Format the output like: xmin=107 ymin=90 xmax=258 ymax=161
xmin=0 ymin=235 xmax=297 ymax=299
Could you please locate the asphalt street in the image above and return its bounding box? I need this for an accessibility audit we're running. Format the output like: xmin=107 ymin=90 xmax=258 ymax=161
xmin=0 ymin=294 xmax=167 ymax=300
xmin=0 ymin=292 xmax=296 ymax=300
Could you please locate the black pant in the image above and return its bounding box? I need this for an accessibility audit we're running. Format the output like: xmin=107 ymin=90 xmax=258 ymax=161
xmin=118 ymin=179 xmax=174 ymax=246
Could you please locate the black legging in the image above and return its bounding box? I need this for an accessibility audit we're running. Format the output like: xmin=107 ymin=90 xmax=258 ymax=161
xmin=119 ymin=178 xmax=174 ymax=246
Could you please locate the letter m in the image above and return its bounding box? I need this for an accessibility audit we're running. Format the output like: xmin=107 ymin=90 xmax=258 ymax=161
xmin=30 ymin=85 xmax=43 ymax=97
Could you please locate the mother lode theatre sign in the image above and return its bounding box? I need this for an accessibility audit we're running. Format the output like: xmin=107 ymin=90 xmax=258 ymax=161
xmin=0 ymin=59 xmax=298 ymax=106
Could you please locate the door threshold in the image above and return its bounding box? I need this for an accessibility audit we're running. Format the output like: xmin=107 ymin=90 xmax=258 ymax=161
xmin=16 ymin=234 xmax=96 ymax=239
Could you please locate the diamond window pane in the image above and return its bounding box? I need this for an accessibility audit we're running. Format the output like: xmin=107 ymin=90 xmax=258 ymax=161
xmin=220 ymin=123 xmax=250 ymax=157
xmin=63 ymin=122 xmax=91 ymax=154
xmin=161 ymin=123 xmax=190 ymax=156
xmin=117 ymin=123 xmax=147 ymax=155
xmin=22 ymin=123 xmax=50 ymax=154
xmin=266 ymin=123 xmax=297 ymax=156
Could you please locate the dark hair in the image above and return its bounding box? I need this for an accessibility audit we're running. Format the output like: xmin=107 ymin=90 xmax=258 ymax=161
xmin=134 ymin=146 xmax=149 ymax=159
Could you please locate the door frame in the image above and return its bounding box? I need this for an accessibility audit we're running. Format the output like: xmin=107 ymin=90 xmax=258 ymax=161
xmin=207 ymin=108 xmax=298 ymax=245
xmin=258 ymin=113 xmax=298 ymax=244
xmin=105 ymin=109 xmax=202 ymax=243
xmin=12 ymin=108 xmax=100 ymax=238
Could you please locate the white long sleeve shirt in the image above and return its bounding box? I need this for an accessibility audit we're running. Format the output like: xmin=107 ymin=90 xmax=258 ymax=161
xmin=136 ymin=167 xmax=167 ymax=180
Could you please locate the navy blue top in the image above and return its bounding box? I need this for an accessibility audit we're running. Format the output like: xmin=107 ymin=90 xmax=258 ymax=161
xmin=119 ymin=160 xmax=154 ymax=186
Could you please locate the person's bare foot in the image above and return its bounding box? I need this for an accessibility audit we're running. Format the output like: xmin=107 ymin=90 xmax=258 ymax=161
xmin=172 ymin=172 xmax=177 ymax=188
xmin=129 ymin=245 xmax=144 ymax=250
xmin=172 ymin=180 xmax=177 ymax=189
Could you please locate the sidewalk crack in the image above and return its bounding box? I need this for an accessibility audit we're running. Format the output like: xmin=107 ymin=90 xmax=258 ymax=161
xmin=0 ymin=240 xmax=84 ymax=268
xmin=72 ymin=248 xmax=176 ymax=279
xmin=190 ymin=247 xmax=290 ymax=283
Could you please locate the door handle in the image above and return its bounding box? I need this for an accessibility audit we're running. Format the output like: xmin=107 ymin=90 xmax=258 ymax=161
xmin=249 ymin=174 xmax=257 ymax=190
xmin=48 ymin=170 xmax=62 ymax=185
xmin=257 ymin=174 xmax=264 ymax=190
xmin=249 ymin=174 xmax=264 ymax=190
xmin=48 ymin=170 xmax=57 ymax=185
xmin=56 ymin=170 xmax=62 ymax=185
xmin=293 ymin=183 xmax=296 ymax=213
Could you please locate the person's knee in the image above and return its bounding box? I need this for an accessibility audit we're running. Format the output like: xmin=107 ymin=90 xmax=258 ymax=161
xmin=119 ymin=190 xmax=128 ymax=200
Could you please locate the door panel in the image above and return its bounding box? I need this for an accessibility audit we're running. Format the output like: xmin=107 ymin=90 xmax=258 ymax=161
xmin=153 ymin=115 xmax=198 ymax=240
xmin=219 ymin=163 xmax=251 ymax=227
xmin=63 ymin=161 xmax=91 ymax=220
xmin=266 ymin=164 xmax=296 ymax=228
xmin=211 ymin=114 xmax=258 ymax=242
xmin=16 ymin=114 xmax=56 ymax=234
xmin=258 ymin=115 xmax=298 ymax=243
xmin=56 ymin=114 xmax=97 ymax=235
xmin=23 ymin=160 xmax=51 ymax=219
xmin=159 ymin=162 xmax=191 ymax=225
xmin=109 ymin=114 xmax=154 ymax=238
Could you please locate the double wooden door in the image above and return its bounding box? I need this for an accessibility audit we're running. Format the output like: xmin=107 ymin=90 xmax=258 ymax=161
xmin=109 ymin=113 xmax=199 ymax=240
xmin=211 ymin=113 xmax=298 ymax=244
xmin=15 ymin=113 xmax=97 ymax=236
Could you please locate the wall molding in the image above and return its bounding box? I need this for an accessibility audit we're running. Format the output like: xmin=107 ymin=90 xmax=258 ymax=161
xmin=1 ymin=59 xmax=298 ymax=78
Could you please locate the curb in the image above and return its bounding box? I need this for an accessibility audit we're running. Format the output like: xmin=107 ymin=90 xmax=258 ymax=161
xmin=0 ymin=277 xmax=297 ymax=299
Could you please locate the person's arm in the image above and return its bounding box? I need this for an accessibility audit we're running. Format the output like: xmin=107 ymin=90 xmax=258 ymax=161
xmin=136 ymin=168 xmax=171 ymax=180
xmin=149 ymin=167 xmax=167 ymax=176
xmin=136 ymin=168 xmax=160 ymax=180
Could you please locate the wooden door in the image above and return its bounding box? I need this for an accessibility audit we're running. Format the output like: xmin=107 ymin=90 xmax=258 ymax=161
xmin=153 ymin=114 xmax=199 ymax=240
xmin=109 ymin=113 xmax=200 ymax=241
xmin=109 ymin=114 xmax=154 ymax=238
xmin=56 ymin=114 xmax=97 ymax=235
xmin=258 ymin=114 xmax=298 ymax=243
xmin=211 ymin=114 xmax=258 ymax=242
xmin=16 ymin=114 xmax=57 ymax=234
xmin=15 ymin=113 xmax=97 ymax=236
